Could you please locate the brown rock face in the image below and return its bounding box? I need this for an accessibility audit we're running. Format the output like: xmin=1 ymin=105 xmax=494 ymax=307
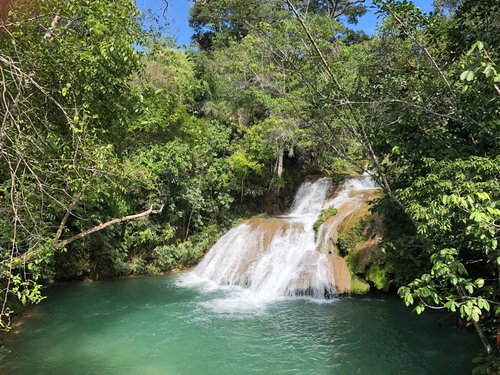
xmin=317 ymin=188 xmax=384 ymax=294
xmin=328 ymin=255 xmax=351 ymax=294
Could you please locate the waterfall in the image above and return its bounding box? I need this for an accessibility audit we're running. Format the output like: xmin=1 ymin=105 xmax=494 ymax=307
xmin=179 ymin=176 xmax=379 ymax=307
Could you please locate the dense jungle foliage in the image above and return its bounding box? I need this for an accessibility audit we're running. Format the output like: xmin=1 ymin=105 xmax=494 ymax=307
xmin=0 ymin=0 xmax=498 ymax=370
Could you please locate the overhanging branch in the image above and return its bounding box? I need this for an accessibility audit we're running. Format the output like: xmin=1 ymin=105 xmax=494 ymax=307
xmin=58 ymin=204 xmax=165 ymax=247
xmin=21 ymin=205 xmax=164 ymax=262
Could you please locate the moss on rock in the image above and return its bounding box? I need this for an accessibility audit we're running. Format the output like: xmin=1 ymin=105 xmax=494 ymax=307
xmin=351 ymin=275 xmax=370 ymax=294
xmin=313 ymin=206 xmax=338 ymax=233
xmin=333 ymin=189 xmax=390 ymax=295
xmin=366 ymin=262 xmax=392 ymax=292
xmin=344 ymin=252 xmax=371 ymax=294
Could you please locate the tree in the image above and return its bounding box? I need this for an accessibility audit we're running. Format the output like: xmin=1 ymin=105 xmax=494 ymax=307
xmin=189 ymin=0 xmax=367 ymax=50
xmin=363 ymin=0 xmax=499 ymax=360
xmin=0 ymin=0 xmax=159 ymax=330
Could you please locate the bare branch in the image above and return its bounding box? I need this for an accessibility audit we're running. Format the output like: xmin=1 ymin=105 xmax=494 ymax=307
xmin=43 ymin=10 xmax=61 ymax=40
xmin=20 ymin=205 xmax=165 ymax=263
xmin=58 ymin=205 xmax=165 ymax=247
xmin=53 ymin=171 xmax=97 ymax=243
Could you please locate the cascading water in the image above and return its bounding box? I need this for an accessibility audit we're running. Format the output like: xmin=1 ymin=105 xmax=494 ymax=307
xmin=179 ymin=176 xmax=379 ymax=309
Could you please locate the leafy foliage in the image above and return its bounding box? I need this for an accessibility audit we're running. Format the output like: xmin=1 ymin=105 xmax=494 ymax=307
xmin=1 ymin=0 xmax=498 ymax=366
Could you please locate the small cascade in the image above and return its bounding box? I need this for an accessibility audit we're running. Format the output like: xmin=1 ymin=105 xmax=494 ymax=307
xmin=182 ymin=176 xmax=379 ymax=302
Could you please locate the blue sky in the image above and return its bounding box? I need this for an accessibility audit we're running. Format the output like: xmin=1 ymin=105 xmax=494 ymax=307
xmin=135 ymin=0 xmax=435 ymax=47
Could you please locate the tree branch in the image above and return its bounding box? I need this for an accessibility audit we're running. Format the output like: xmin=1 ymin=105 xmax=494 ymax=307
xmin=58 ymin=205 xmax=165 ymax=247
xmin=53 ymin=171 xmax=97 ymax=243
xmin=21 ymin=205 xmax=164 ymax=262
xmin=43 ymin=10 xmax=61 ymax=40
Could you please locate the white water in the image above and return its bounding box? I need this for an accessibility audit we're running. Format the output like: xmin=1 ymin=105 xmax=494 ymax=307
xmin=179 ymin=176 xmax=379 ymax=311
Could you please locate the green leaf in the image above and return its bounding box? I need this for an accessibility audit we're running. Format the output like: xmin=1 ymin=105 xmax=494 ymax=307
xmin=415 ymin=305 xmax=425 ymax=315
xmin=471 ymin=311 xmax=479 ymax=322
xmin=61 ymin=83 xmax=71 ymax=97
xmin=483 ymin=64 xmax=494 ymax=77
xmin=475 ymin=192 xmax=490 ymax=201
xmin=475 ymin=279 xmax=484 ymax=288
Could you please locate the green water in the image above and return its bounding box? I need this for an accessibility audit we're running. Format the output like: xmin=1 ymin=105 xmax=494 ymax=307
xmin=4 ymin=274 xmax=480 ymax=374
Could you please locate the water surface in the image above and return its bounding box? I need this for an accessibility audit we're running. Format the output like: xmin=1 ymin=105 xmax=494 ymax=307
xmin=3 ymin=274 xmax=480 ymax=374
